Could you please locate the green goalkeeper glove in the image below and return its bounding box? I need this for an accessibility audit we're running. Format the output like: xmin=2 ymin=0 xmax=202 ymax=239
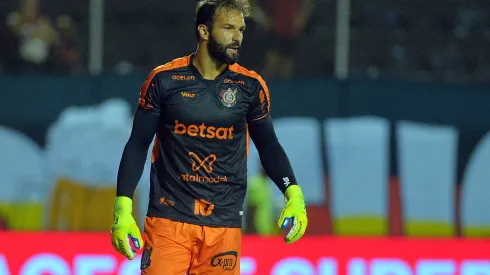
xmin=111 ymin=196 xmax=143 ymax=260
xmin=277 ymin=185 xmax=308 ymax=244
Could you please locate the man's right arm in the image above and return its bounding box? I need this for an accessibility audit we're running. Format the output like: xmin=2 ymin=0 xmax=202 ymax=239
xmin=116 ymin=71 xmax=163 ymax=199
xmin=116 ymin=108 xmax=159 ymax=198
xmin=112 ymin=107 xmax=158 ymax=259
xmin=111 ymin=71 xmax=163 ymax=260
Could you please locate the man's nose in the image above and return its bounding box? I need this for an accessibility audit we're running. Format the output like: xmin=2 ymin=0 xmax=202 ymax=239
xmin=232 ymin=31 xmax=242 ymax=43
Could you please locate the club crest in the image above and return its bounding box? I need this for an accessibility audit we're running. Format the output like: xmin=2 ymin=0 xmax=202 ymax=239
xmin=219 ymin=88 xmax=237 ymax=107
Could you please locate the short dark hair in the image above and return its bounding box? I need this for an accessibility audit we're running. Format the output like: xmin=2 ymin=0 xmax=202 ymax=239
xmin=195 ymin=0 xmax=251 ymax=41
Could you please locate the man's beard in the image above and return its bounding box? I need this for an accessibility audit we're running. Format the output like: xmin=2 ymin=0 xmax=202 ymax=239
xmin=207 ymin=32 xmax=240 ymax=65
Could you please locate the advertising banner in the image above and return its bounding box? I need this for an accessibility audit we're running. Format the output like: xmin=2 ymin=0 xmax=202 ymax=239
xmin=1 ymin=233 xmax=490 ymax=274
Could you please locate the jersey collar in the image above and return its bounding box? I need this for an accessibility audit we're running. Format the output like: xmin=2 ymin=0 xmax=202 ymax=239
xmin=188 ymin=53 xmax=231 ymax=83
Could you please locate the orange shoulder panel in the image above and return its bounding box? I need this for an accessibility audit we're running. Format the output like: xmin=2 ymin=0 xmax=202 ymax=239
xmin=229 ymin=64 xmax=271 ymax=112
xmin=139 ymin=55 xmax=191 ymax=106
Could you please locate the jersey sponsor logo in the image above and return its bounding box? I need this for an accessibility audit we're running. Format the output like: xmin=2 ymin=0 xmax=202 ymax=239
xmin=172 ymin=75 xmax=195 ymax=81
xmin=210 ymin=251 xmax=238 ymax=271
xmin=224 ymin=79 xmax=245 ymax=85
xmin=181 ymin=92 xmax=196 ymax=98
xmin=190 ymin=152 xmax=216 ymax=173
xmin=181 ymin=173 xmax=228 ymax=183
xmin=174 ymin=120 xmax=235 ymax=140
xmin=181 ymin=152 xmax=228 ymax=183
xmin=219 ymin=88 xmax=238 ymax=107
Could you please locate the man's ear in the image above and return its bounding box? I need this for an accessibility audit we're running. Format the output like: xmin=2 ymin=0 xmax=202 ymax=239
xmin=198 ymin=24 xmax=210 ymax=41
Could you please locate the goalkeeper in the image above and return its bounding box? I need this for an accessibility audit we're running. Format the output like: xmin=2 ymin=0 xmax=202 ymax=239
xmin=111 ymin=0 xmax=308 ymax=274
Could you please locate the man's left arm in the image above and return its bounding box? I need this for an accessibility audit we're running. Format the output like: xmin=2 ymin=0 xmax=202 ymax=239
xmin=247 ymin=79 xmax=308 ymax=244
xmin=248 ymin=116 xmax=308 ymax=244
xmin=248 ymin=116 xmax=297 ymax=193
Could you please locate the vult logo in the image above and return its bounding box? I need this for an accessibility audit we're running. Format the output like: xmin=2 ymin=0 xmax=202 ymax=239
xmin=210 ymin=251 xmax=238 ymax=271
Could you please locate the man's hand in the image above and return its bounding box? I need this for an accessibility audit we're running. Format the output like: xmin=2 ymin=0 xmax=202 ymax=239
xmin=277 ymin=185 xmax=308 ymax=244
xmin=111 ymin=196 xmax=143 ymax=260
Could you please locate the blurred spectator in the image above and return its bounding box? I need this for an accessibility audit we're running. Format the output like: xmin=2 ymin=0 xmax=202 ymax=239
xmin=0 ymin=14 xmax=21 ymax=73
xmin=245 ymin=167 xmax=278 ymax=236
xmin=7 ymin=0 xmax=60 ymax=74
xmin=53 ymin=15 xmax=83 ymax=74
xmin=251 ymin=0 xmax=314 ymax=79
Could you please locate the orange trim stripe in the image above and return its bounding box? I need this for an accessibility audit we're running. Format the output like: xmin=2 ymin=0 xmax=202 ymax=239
xmin=246 ymin=125 xmax=249 ymax=159
xmin=151 ymin=134 xmax=160 ymax=163
xmin=229 ymin=64 xmax=271 ymax=112
xmin=250 ymin=113 xmax=268 ymax=121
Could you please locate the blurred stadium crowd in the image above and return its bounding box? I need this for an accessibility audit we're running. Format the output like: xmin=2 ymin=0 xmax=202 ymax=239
xmin=0 ymin=0 xmax=489 ymax=83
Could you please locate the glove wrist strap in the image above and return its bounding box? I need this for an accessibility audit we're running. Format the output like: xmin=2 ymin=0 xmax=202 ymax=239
xmin=285 ymin=185 xmax=304 ymax=202
xmin=114 ymin=196 xmax=133 ymax=213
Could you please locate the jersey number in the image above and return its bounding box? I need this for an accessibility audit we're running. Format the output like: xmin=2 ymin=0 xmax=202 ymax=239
xmin=194 ymin=199 xmax=215 ymax=216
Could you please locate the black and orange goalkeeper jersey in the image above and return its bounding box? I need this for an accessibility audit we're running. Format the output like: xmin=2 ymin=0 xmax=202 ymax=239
xmin=138 ymin=54 xmax=271 ymax=227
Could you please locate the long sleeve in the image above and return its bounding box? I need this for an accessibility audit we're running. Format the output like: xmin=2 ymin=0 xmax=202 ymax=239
xmin=116 ymin=108 xmax=159 ymax=198
xmin=248 ymin=115 xmax=298 ymax=193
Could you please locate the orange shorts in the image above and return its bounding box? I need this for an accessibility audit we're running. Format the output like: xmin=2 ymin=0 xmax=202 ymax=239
xmin=140 ymin=217 xmax=242 ymax=275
